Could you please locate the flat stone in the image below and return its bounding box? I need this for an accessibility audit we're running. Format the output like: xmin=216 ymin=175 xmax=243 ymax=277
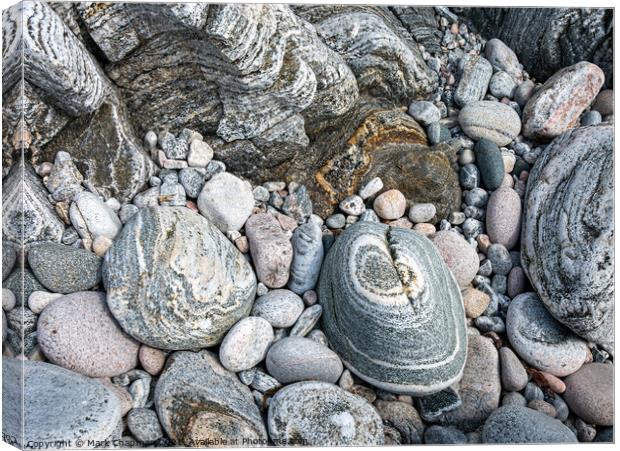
xmin=563 ymin=363 xmax=613 ymax=426
xmin=2 ymin=358 xmax=122 ymax=447
xmin=474 ymin=139 xmax=505 ymax=191
xmin=245 ymin=213 xmax=293 ymax=289
xmin=197 ymin=172 xmax=254 ymax=232
xmin=70 ymin=191 xmax=122 ymax=241
xmin=266 ymin=336 xmax=343 ymax=384
xmin=528 ymin=400 xmax=556 ymax=418
xmin=38 ymin=291 xmax=139 ymax=377
xmin=219 ymin=316 xmax=274 ymax=372
xmin=319 ymin=221 xmax=467 ymax=395
xmin=373 ymin=189 xmax=407 ymax=220
xmin=454 ymin=55 xmax=493 ymax=107
xmin=251 ymin=289 xmax=304 ymax=328
xmin=482 ymin=406 xmax=577 ymax=443
xmin=523 ymin=62 xmax=605 ymax=140
xmin=499 ymin=347 xmax=528 ymax=392
xmin=358 ymin=177 xmax=384 ymax=200
xmin=506 ymin=293 xmax=589 ymax=377
xmin=103 ymin=207 xmax=256 ymax=349
xmin=289 ymin=304 xmax=322 ymax=337
xmin=486 ymin=187 xmax=521 ymax=250
xmin=417 ymin=387 xmax=462 ymax=422
xmin=154 ymin=350 xmax=266 ymax=446
xmin=430 ymin=230 xmax=479 ymax=288
xmin=440 ymin=334 xmax=500 ymax=432
xmin=28 ymin=242 xmax=102 ymax=294
xmin=267 ymin=381 xmax=384 ymax=446
xmin=459 ymin=101 xmax=521 ymax=146
xmin=288 ymin=223 xmax=324 ymax=294
xmin=127 ymin=408 xmax=163 ymax=444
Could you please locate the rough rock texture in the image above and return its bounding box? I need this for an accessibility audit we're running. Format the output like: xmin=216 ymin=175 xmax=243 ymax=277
xmin=2 ymin=359 xmax=122 ymax=447
xmin=507 ymin=293 xmax=588 ymax=377
xmin=457 ymin=7 xmax=613 ymax=88
xmin=521 ymin=125 xmax=613 ymax=351
xmin=2 ymin=162 xmax=64 ymax=246
xmin=458 ymin=101 xmax=521 ymax=146
xmin=37 ymin=292 xmax=140 ymax=378
xmin=103 ymin=207 xmax=256 ymax=350
xmin=482 ymin=406 xmax=578 ymax=443
xmin=319 ymin=221 xmax=467 ymax=395
xmin=267 ymin=381 xmax=384 ymax=446
xmin=522 ymin=62 xmax=605 ymax=140
xmin=2 ymin=242 xmax=16 ymax=281
xmin=154 ymin=350 xmax=267 ymax=446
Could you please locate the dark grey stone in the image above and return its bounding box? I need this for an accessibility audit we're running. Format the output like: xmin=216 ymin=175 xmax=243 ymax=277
xmin=178 ymin=168 xmax=205 ymax=199
xmin=487 ymin=243 xmax=512 ymax=275
xmin=474 ymin=139 xmax=504 ymax=190
xmin=2 ymin=242 xmax=16 ymax=281
xmin=4 ymin=268 xmax=45 ymax=306
xmin=459 ymin=164 xmax=480 ymax=190
xmin=425 ymin=426 xmax=467 ymax=444
xmin=418 ymin=387 xmax=462 ymax=421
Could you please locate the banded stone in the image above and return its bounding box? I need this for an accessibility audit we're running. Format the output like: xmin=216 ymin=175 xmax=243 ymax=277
xmin=458 ymin=101 xmax=521 ymax=146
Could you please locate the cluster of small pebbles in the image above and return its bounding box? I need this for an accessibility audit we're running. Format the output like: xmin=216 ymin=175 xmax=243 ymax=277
xmin=2 ymin=7 xmax=614 ymax=448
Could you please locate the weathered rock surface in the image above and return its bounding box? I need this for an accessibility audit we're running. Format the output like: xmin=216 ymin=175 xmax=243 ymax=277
xmin=2 ymin=359 xmax=122 ymax=447
xmin=374 ymin=400 xmax=425 ymax=444
xmin=522 ymin=62 xmax=605 ymax=140
xmin=319 ymin=221 xmax=467 ymax=395
xmin=154 ymin=350 xmax=267 ymax=446
xmin=482 ymin=406 xmax=577 ymax=443
xmin=2 ymin=242 xmax=17 ymax=281
xmin=454 ymin=55 xmax=493 ymax=107
xmin=103 ymin=207 xmax=256 ymax=349
xmin=267 ymin=381 xmax=384 ymax=446
xmin=521 ymin=125 xmax=613 ymax=350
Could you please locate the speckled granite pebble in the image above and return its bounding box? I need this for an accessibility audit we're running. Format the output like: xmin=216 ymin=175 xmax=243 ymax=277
xmin=251 ymin=289 xmax=304 ymax=328
xmin=482 ymin=406 xmax=577 ymax=443
xmin=219 ymin=316 xmax=274 ymax=372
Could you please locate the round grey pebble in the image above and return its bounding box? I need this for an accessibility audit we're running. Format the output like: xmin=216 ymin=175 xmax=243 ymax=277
xmin=178 ymin=167 xmax=205 ymax=199
xmin=523 ymin=382 xmax=544 ymax=402
xmin=326 ymin=214 xmax=346 ymax=229
xmin=408 ymin=101 xmax=441 ymax=126
xmin=580 ymin=110 xmax=602 ymax=126
xmin=499 ymin=347 xmax=528 ymax=392
xmin=219 ymin=316 xmax=274 ymax=372
xmin=251 ymin=289 xmax=304 ymax=328
xmin=487 ymin=243 xmax=512 ymax=275
xmin=475 ymin=315 xmax=505 ymax=334
xmin=464 ymin=188 xmax=488 ymax=208
xmin=427 ymin=123 xmax=451 ymax=145
xmin=289 ymin=304 xmax=322 ymax=337
xmin=502 ymin=392 xmax=527 ymax=407
xmin=127 ymin=408 xmax=163 ymax=444
xmin=489 ymin=71 xmax=516 ymax=99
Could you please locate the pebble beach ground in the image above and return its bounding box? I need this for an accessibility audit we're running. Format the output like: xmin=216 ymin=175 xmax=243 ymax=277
xmin=1 ymin=2 xmax=614 ymax=448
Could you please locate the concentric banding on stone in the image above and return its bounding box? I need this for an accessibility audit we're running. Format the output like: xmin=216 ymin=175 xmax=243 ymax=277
xmin=154 ymin=350 xmax=267 ymax=446
xmin=103 ymin=207 xmax=256 ymax=350
xmin=318 ymin=221 xmax=467 ymax=395
xmin=521 ymin=125 xmax=613 ymax=351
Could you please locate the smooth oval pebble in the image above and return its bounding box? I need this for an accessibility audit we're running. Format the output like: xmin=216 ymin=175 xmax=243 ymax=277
xmin=103 ymin=207 xmax=256 ymax=350
xmin=27 ymin=291 xmax=62 ymax=314
xmin=482 ymin=406 xmax=577 ymax=443
xmin=563 ymin=363 xmax=613 ymax=426
xmin=430 ymin=230 xmax=479 ymax=288
xmin=2 ymin=359 xmax=122 ymax=446
xmin=139 ymin=345 xmax=167 ymax=376
xmin=219 ymin=316 xmax=274 ymax=372
xmin=37 ymin=291 xmax=140 ymax=377
xmin=251 ymin=289 xmax=304 ymax=328
xmin=155 ymin=350 xmax=267 ymax=446
xmin=127 ymin=408 xmax=163 ymax=444
xmin=319 ymin=221 xmax=466 ymax=395
xmin=288 ymin=223 xmax=324 ymax=294
xmin=486 ymin=187 xmax=521 ymax=250
xmin=474 ymin=139 xmax=504 ymax=191
xmin=70 ymin=191 xmax=122 ymax=240
xmin=458 ymin=101 xmax=521 ymax=146
xmin=197 ymin=172 xmax=254 ymax=232
xmin=499 ymin=347 xmax=528 ymax=392
xmin=266 ymin=336 xmax=343 ymax=384
xmin=506 ymin=293 xmax=588 ymax=377
xmin=267 ymin=381 xmax=384 ymax=446
xmin=373 ymin=189 xmax=407 ymax=220
xmin=2 ymin=288 xmax=16 ymax=311
xmin=28 ymin=242 xmax=102 ymax=294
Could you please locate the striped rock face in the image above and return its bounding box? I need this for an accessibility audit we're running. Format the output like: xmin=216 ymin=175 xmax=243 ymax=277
xmin=103 ymin=207 xmax=256 ymax=350
xmin=318 ymin=221 xmax=467 ymax=395
xmin=522 ymin=125 xmax=613 ymax=351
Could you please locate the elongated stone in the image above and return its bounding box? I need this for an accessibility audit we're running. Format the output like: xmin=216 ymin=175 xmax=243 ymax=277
xmin=288 ymin=223 xmax=324 ymax=294
xmin=521 ymin=125 xmax=613 ymax=351
xmin=454 ymin=55 xmax=493 ymax=107
xmin=318 ymin=221 xmax=467 ymax=395
xmin=103 ymin=207 xmax=256 ymax=350
xmin=458 ymin=101 xmax=521 ymax=146
xmin=267 ymin=381 xmax=384 ymax=446
xmin=154 ymin=350 xmax=267 ymax=446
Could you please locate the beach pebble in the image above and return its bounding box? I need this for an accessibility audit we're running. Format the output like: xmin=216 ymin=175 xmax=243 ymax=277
xmin=358 ymin=178 xmax=384 ymax=200
xmin=186 ymin=140 xmax=213 ymax=168
xmin=482 ymin=406 xmax=577 ymax=443
xmin=408 ymin=101 xmax=441 ymax=125
xmin=92 ymin=235 xmax=113 ymax=257
xmin=489 ymin=71 xmax=516 ymax=98
xmin=266 ymin=336 xmax=343 ymax=384
xmin=461 ymin=287 xmax=491 ymax=318
xmin=474 ymin=139 xmax=505 ymax=190
xmin=219 ymin=316 xmax=274 ymax=372
xmin=499 ymin=347 xmax=528 ymax=392
xmin=27 ymin=291 xmax=62 ymax=314
xmin=459 ymin=101 xmax=521 ymax=146
xmin=290 ymin=304 xmax=322 ymax=337
xmin=127 ymin=408 xmax=163 ymax=444
xmin=373 ymin=189 xmax=406 ymax=220
xmin=424 ymin=426 xmax=467 ymax=444
xmin=592 ymin=89 xmax=613 ymax=116
xmin=119 ymin=204 xmax=139 ymax=223
xmin=486 ymin=187 xmax=521 ymax=249
xmin=459 ymin=164 xmax=480 ymax=189
xmin=507 ymin=267 xmax=526 ymax=298
xmin=408 ymin=203 xmax=436 ymax=223
xmin=70 ymin=191 xmax=122 ymax=241
xmin=139 ymin=345 xmax=167 ymax=376
xmin=37 ymin=291 xmax=140 ymax=377
xmin=339 ymin=195 xmax=365 ymax=216
xmin=178 ymin=167 xmax=205 ymax=198
xmin=197 ymin=172 xmax=254 ymax=232
xmin=246 ymin=213 xmax=293 ymax=288
xmin=267 ymin=381 xmax=384 ymax=446
xmin=484 ymin=38 xmax=522 ymax=81
xmin=413 ymin=222 xmax=436 ymax=236
xmin=28 ymin=242 xmax=102 ymax=294
xmin=288 ymin=223 xmax=324 ymax=294
xmin=2 ymin=288 xmax=16 ymax=311
xmin=563 ymin=363 xmax=613 ymax=426
xmin=374 ymin=400 xmax=424 ymax=444
xmin=326 ymin=214 xmax=346 ymax=229
xmin=251 ymin=289 xmax=304 ymax=328
xmin=581 ymin=110 xmax=602 ymax=126
xmin=487 ymin=244 xmax=512 ymax=275
xmin=507 ymin=293 xmax=589 ymax=377
xmin=527 ymin=400 xmax=556 ymax=418
xmin=454 ymin=55 xmax=493 ymax=107
xmin=502 ymin=392 xmax=527 ymax=408
xmin=282 ymin=185 xmax=313 ymax=223
xmin=540 ymin=371 xmax=566 ymax=394
xmin=430 ymin=231 xmax=479 ymax=288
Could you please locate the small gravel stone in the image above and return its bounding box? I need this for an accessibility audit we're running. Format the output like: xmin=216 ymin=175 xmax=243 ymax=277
xmin=288 ymin=223 xmax=324 ymax=294
xmin=266 ymin=336 xmax=343 ymax=384
xmin=282 ymin=185 xmax=313 ymax=223
xmin=339 ymin=195 xmax=365 ymax=216
xmin=551 ymin=396 xmax=570 ymax=422
xmin=499 ymin=347 xmax=528 ymax=392
xmin=127 ymin=408 xmax=163 ymax=444
xmin=359 ymin=209 xmax=380 ymax=223
xmin=502 ymin=392 xmax=527 ymax=407
xmin=119 ymin=204 xmax=139 ymax=223
xmin=70 ymin=191 xmax=122 ymax=240
xmin=475 ymin=315 xmax=505 ymax=334
xmin=408 ymin=101 xmax=441 ymax=125
xmin=251 ymin=289 xmax=305 ymax=328
xmin=592 ymin=89 xmax=613 ymax=116
xmin=523 ymin=382 xmax=544 ymax=402
xmin=489 ymin=71 xmax=516 ymax=99
xmin=204 ymin=159 xmax=226 ymax=179
xmin=178 ymin=167 xmax=205 ymax=198
xmin=92 ymin=235 xmax=113 ymax=257
xmin=2 ymin=288 xmax=16 ymax=312
xmin=326 ymin=214 xmax=346 ymax=229
xmin=413 ymin=223 xmax=436 ymax=236
xmin=464 ymin=188 xmax=488 ymax=208
xmin=27 ymin=291 xmax=62 ymax=314
xmin=359 ymin=177 xmax=384 ymax=199
xmin=462 ymin=287 xmax=490 ymax=318
xmin=507 ymin=266 xmax=526 ymax=298
xmin=198 ymin=172 xmax=254 ymax=232
xmin=540 ymin=371 xmax=566 ymax=394
xmin=253 ymin=186 xmax=270 ymax=202
xmin=575 ymin=418 xmax=596 ymax=442
xmin=302 ymin=290 xmax=317 ymax=306
xmin=219 ymin=316 xmax=274 ymax=372
xmin=289 ymin=304 xmax=322 ymax=337
xmin=250 ymin=369 xmax=282 ymax=392
xmin=474 ymin=139 xmax=505 ymax=190
xmin=139 ymin=345 xmax=166 ymax=376
xmin=462 ymin=218 xmax=483 ymax=240
xmin=408 ymin=203 xmax=436 ymax=223
xmin=459 ymin=164 xmax=480 ymax=189
xmin=427 ymin=123 xmax=451 ymax=144
xmin=580 ymin=110 xmax=602 ymax=126
xmin=373 ymin=189 xmax=406 ymax=220
xmin=307 ymin=329 xmax=328 ymax=346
